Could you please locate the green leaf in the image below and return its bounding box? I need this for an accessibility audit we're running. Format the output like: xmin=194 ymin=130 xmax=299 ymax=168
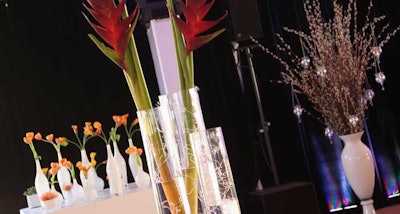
xmin=88 ymin=34 xmax=125 ymax=69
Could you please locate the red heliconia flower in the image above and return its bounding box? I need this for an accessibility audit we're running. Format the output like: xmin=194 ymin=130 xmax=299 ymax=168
xmin=83 ymin=0 xmax=139 ymax=69
xmin=169 ymin=0 xmax=227 ymax=53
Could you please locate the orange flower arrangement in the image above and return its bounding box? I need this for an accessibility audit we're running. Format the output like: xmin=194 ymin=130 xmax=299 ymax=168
xmin=34 ymin=133 xmax=68 ymax=154
xmin=67 ymin=122 xmax=101 ymax=150
xmin=23 ymin=132 xmax=40 ymax=160
xmin=76 ymin=152 xmax=105 ymax=177
xmin=94 ymin=121 xmax=118 ymax=145
xmin=48 ymin=162 xmax=60 ymax=187
xmin=60 ymin=158 xmax=76 ymax=180
xmin=39 ymin=163 xmax=61 ymax=201
xmin=113 ymin=113 xmax=140 ymax=140
xmin=125 ymin=145 xmax=143 ymax=166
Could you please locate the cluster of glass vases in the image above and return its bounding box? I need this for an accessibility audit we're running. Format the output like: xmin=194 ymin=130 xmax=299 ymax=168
xmin=137 ymin=87 xmax=241 ymax=214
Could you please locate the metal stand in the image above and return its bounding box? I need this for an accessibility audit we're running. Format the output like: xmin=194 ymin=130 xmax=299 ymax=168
xmin=233 ymin=44 xmax=280 ymax=187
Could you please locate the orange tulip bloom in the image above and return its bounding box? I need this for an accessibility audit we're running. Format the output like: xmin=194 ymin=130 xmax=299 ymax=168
xmin=46 ymin=134 xmax=54 ymax=142
xmin=50 ymin=162 xmax=60 ymax=175
xmin=71 ymin=125 xmax=78 ymax=134
xmin=34 ymin=133 xmax=42 ymax=141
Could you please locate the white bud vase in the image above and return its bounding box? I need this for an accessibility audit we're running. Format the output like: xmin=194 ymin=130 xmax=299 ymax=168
xmin=70 ymin=178 xmax=84 ymax=201
xmin=80 ymin=149 xmax=104 ymax=192
xmin=83 ymin=170 xmax=98 ymax=201
xmin=34 ymin=159 xmax=50 ymax=208
xmin=340 ymin=131 xmax=376 ymax=214
xmin=50 ymin=185 xmax=64 ymax=208
xmin=112 ymin=141 xmax=128 ymax=188
xmin=80 ymin=149 xmax=90 ymax=187
xmin=106 ymin=144 xmax=123 ymax=196
xmin=57 ymin=152 xmax=71 ymax=199
xmin=127 ymin=139 xmax=150 ymax=188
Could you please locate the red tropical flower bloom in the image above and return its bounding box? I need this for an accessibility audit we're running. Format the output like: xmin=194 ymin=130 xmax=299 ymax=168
xmin=83 ymin=0 xmax=139 ymax=69
xmin=169 ymin=0 xmax=227 ymax=53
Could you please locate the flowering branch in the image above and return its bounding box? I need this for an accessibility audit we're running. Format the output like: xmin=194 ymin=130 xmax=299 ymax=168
xmin=251 ymin=0 xmax=399 ymax=135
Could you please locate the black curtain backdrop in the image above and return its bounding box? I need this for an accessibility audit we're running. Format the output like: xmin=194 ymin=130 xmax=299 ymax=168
xmin=0 ymin=0 xmax=399 ymax=214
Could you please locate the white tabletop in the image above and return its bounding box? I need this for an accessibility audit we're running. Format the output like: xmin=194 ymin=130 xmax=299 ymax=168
xmin=20 ymin=183 xmax=158 ymax=214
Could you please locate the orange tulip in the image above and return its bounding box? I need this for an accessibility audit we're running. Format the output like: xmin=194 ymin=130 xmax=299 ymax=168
xmin=46 ymin=134 xmax=54 ymax=142
xmin=34 ymin=133 xmax=42 ymax=141
xmin=71 ymin=125 xmax=78 ymax=134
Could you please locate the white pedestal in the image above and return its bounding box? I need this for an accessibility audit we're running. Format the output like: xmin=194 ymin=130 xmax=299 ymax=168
xmin=146 ymin=18 xmax=180 ymax=95
xmin=20 ymin=183 xmax=157 ymax=214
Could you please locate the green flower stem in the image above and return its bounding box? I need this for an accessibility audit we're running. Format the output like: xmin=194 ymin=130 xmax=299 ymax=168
xmin=120 ymin=3 xmax=185 ymax=213
xmin=42 ymin=140 xmax=61 ymax=154
xmin=166 ymin=0 xmax=198 ymax=212
xmin=29 ymin=143 xmax=40 ymax=160
xmin=66 ymin=140 xmax=82 ymax=150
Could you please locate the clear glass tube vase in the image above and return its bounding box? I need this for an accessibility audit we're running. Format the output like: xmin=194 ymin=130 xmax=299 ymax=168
xmin=137 ymin=105 xmax=191 ymax=214
xmin=159 ymin=87 xmax=207 ymax=214
xmin=190 ymin=127 xmax=241 ymax=214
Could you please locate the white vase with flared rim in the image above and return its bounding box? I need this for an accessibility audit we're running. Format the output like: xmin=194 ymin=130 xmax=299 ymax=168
xmin=34 ymin=159 xmax=50 ymax=208
xmin=340 ymin=131 xmax=376 ymax=214
xmin=112 ymin=141 xmax=128 ymax=188
xmin=106 ymin=144 xmax=123 ymax=196
xmin=127 ymin=139 xmax=150 ymax=188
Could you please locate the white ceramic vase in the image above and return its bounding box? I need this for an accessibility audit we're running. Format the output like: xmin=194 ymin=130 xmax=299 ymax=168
xmin=42 ymin=196 xmax=61 ymax=212
xmin=80 ymin=149 xmax=104 ymax=192
xmin=83 ymin=170 xmax=98 ymax=201
xmin=127 ymin=139 xmax=150 ymax=188
xmin=112 ymin=141 xmax=128 ymax=188
xmin=80 ymin=149 xmax=90 ymax=187
xmin=57 ymin=152 xmax=71 ymax=199
xmin=34 ymin=159 xmax=50 ymax=207
xmin=340 ymin=131 xmax=376 ymax=214
xmin=70 ymin=178 xmax=83 ymax=201
xmin=26 ymin=194 xmax=40 ymax=209
xmin=106 ymin=144 xmax=123 ymax=196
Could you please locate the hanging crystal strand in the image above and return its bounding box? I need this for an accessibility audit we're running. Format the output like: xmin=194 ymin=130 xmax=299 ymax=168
xmin=291 ymin=84 xmax=303 ymax=123
xmin=299 ymin=39 xmax=311 ymax=69
xmin=371 ymin=29 xmax=385 ymax=90
xmin=324 ymin=127 xmax=334 ymax=144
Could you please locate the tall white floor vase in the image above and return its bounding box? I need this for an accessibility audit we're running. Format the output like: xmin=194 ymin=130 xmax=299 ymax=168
xmin=339 ymin=131 xmax=376 ymax=214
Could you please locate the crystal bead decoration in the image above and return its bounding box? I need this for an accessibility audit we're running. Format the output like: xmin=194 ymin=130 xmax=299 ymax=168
xmin=293 ymin=105 xmax=303 ymax=120
xmin=325 ymin=127 xmax=334 ymax=139
xmin=375 ymin=72 xmax=386 ymax=87
xmin=349 ymin=115 xmax=359 ymax=127
xmin=300 ymin=56 xmax=311 ymax=68
xmin=371 ymin=46 xmax=382 ymax=58
xmin=365 ymin=89 xmax=375 ymax=102
xmin=316 ymin=66 xmax=327 ymax=76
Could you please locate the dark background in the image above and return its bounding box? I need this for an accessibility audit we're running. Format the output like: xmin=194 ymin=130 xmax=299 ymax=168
xmin=1 ymin=0 xmax=400 ymax=213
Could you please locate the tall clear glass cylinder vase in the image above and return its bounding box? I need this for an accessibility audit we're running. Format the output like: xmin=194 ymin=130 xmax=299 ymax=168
xmin=137 ymin=106 xmax=190 ymax=214
xmin=159 ymin=86 xmax=206 ymax=214
xmin=190 ymin=127 xmax=241 ymax=214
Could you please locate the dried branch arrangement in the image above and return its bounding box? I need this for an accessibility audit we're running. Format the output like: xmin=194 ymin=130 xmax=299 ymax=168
xmin=252 ymin=0 xmax=399 ymax=136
